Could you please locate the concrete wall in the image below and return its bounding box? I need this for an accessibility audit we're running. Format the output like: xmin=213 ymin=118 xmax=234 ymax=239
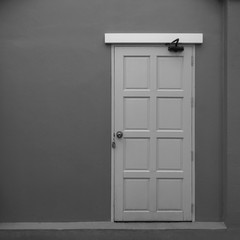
xmin=226 ymin=0 xmax=240 ymax=227
xmin=0 ymin=0 xmax=223 ymax=222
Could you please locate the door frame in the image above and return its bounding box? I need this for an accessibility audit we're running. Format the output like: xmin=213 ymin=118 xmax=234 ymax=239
xmin=110 ymin=44 xmax=196 ymax=222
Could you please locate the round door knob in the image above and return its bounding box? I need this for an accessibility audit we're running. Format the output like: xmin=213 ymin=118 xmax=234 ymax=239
xmin=116 ymin=131 xmax=123 ymax=139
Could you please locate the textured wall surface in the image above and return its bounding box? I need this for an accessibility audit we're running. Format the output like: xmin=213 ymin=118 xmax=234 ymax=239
xmin=226 ymin=0 xmax=240 ymax=227
xmin=0 ymin=0 xmax=223 ymax=222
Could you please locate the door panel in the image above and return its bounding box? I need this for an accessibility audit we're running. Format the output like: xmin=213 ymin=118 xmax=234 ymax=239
xmin=157 ymin=138 xmax=182 ymax=170
xmin=124 ymin=98 xmax=150 ymax=130
xmin=124 ymin=138 xmax=150 ymax=170
xmin=124 ymin=57 xmax=150 ymax=89
xmin=157 ymin=179 xmax=182 ymax=210
xmin=114 ymin=46 xmax=193 ymax=221
xmin=157 ymin=98 xmax=183 ymax=130
xmin=124 ymin=179 xmax=150 ymax=211
xmin=157 ymin=56 xmax=183 ymax=89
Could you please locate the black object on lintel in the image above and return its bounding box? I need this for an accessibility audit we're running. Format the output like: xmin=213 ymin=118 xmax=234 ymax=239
xmin=166 ymin=38 xmax=184 ymax=52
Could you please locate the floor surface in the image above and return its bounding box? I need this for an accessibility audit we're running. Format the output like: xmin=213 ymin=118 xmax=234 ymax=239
xmin=0 ymin=228 xmax=240 ymax=240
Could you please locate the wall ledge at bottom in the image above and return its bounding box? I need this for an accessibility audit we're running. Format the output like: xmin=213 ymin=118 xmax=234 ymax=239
xmin=0 ymin=222 xmax=226 ymax=230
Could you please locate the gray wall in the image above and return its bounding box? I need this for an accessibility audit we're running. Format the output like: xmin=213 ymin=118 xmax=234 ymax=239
xmin=226 ymin=0 xmax=240 ymax=227
xmin=0 ymin=0 xmax=223 ymax=222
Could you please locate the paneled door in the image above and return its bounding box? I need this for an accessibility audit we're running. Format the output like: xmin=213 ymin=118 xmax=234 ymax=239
xmin=113 ymin=46 xmax=194 ymax=221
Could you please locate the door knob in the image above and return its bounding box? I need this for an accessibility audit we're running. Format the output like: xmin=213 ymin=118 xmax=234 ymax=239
xmin=116 ymin=131 xmax=123 ymax=139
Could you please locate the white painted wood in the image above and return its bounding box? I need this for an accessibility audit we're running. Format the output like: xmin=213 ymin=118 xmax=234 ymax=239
xmin=157 ymin=98 xmax=183 ymax=130
xmin=157 ymin=139 xmax=182 ymax=170
xmin=157 ymin=179 xmax=182 ymax=210
xmin=105 ymin=33 xmax=203 ymax=44
xmin=191 ymin=46 xmax=196 ymax=221
xmin=124 ymin=57 xmax=150 ymax=89
xmin=124 ymin=179 xmax=150 ymax=210
xmin=157 ymin=57 xmax=183 ymax=89
xmin=113 ymin=46 xmax=193 ymax=221
xmin=111 ymin=45 xmax=115 ymax=222
xmin=124 ymin=98 xmax=150 ymax=130
xmin=125 ymin=139 xmax=150 ymax=170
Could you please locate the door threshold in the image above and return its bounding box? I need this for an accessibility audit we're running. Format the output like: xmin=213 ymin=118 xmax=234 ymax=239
xmin=0 ymin=222 xmax=226 ymax=230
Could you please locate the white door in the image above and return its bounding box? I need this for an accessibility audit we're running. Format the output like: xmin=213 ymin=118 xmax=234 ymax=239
xmin=113 ymin=46 xmax=193 ymax=221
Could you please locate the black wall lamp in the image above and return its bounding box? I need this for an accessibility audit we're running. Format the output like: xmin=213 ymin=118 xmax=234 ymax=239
xmin=166 ymin=38 xmax=184 ymax=52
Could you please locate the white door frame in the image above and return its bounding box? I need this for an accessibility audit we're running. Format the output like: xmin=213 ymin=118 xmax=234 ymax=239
xmin=109 ymin=42 xmax=197 ymax=222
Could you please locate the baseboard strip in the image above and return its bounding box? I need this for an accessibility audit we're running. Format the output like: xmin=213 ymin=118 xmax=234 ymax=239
xmin=0 ymin=222 xmax=226 ymax=230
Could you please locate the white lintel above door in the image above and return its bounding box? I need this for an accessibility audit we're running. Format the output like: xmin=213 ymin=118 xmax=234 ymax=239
xmin=105 ymin=33 xmax=203 ymax=44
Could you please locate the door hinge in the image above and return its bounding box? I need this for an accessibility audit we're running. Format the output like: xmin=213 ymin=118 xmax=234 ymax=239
xmin=191 ymin=56 xmax=194 ymax=66
xmin=191 ymin=203 xmax=194 ymax=213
